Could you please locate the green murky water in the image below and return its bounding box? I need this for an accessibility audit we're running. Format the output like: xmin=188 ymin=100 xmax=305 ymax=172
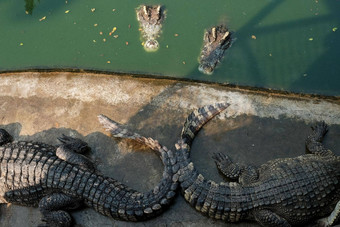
xmin=0 ymin=0 xmax=339 ymax=96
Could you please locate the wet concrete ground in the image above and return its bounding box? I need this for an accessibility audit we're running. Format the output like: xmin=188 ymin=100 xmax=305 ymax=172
xmin=0 ymin=72 xmax=339 ymax=226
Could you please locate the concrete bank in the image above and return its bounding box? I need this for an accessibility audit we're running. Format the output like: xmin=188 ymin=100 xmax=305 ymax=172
xmin=0 ymin=72 xmax=339 ymax=226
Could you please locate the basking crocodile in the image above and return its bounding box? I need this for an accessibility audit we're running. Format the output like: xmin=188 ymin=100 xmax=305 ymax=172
xmin=198 ymin=25 xmax=232 ymax=75
xmin=136 ymin=5 xmax=165 ymax=51
xmin=0 ymin=115 xmax=177 ymax=227
xmin=173 ymin=103 xmax=340 ymax=226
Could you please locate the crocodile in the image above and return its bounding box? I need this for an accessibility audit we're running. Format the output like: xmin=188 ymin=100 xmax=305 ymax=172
xmin=198 ymin=25 xmax=232 ymax=75
xmin=136 ymin=5 xmax=165 ymax=51
xmin=0 ymin=115 xmax=178 ymax=227
xmin=173 ymin=103 xmax=340 ymax=226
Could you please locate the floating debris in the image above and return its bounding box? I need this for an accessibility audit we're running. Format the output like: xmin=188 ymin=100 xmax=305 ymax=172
xmin=113 ymin=35 xmax=119 ymax=38
xmin=182 ymin=61 xmax=186 ymax=64
xmin=333 ymin=27 xmax=338 ymax=32
xmin=109 ymin=27 xmax=117 ymax=36
xmin=94 ymin=23 xmax=98 ymax=27
xmin=198 ymin=25 xmax=232 ymax=75
xmin=309 ymin=37 xmax=313 ymax=41
xmin=93 ymin=40 xmax=96 ymax=43
xmin=91 ymin=8 xmax=96 ymax=12
xmin=39 ymin=16 xmax=46 ymax=21
xmin=136 ymin=5 xmax=166 ymax=51
xmin=103 ymin=38 xmax=106 ymax=42
xmin=125 ymin=41 xmax=129 ymax=45
xmin=174 ymin=33 xmax=179 ymax=37
xmin=112 ymin=9 xmax=116 ymax=12
xmin=251 ymin=35 xmax=256 ymax=39
xmin=99 ymin=31 xmax=103 ymax=35
xmin=107 ymin=61 xmax=111 ymax=63
xmin=65 ymin=10 xmax=70 ymax=14
xmin=19 ymin=43 xmax=24 ymax=46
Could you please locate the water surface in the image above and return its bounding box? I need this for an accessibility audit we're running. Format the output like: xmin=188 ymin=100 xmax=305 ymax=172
xmin=0 ymin=0 xmax=339 ymax=95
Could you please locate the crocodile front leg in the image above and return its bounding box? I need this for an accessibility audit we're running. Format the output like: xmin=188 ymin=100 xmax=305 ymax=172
xmin=56 ymin=135 xmax=94 ymax=170
xmin=212 ymin=152 xmax=259 ymax=184
xmin=254 ymin=209 xmax=291 ymax=227
xmin=39 ymin=193 xmax=82 ymax=227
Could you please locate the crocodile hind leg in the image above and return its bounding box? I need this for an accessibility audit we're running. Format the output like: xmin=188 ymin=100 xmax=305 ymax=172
xmin=39 ymin=193 xmax=82 ymax=227
xmin=305 ymin=122 xmax=333 ymax=156
xmin=254 ymin=209 xmax=291 ymax=227
xmin=212 ymin=152 xmax=259 ymax=185
xmin=56 ymin=135 xmax=94 ymax=170
xmin=317 ymin=200 xmax=340 ymax=227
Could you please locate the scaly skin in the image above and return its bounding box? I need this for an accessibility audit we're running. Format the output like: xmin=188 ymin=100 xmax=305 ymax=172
xmin=136 ymin=5 xmax=165 ymax=51
xmin=173 ymin=103 xmax=340 ymax=226
xmin=198 ymin=25 xmax=232 ymax=75
xmin=0 ymin=117 xmax=178 ymax=227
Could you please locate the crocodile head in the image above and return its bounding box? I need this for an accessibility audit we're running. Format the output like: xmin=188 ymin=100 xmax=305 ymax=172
xmin=144 ymin=39 xmax=159 ymax=51
xmin=137 ymin=5 xmax=164 ymax=26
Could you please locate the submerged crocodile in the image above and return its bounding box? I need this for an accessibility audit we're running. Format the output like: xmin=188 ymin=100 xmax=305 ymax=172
xmin=0 ymin=116 xmax=177 ymax=227
xmin=136 ymin=5 xmax=165 ymax=51
xmin=173 ymin=103 xmax=340 ymax=226
xmin=198 ymin=25 xmax=232 ymax=75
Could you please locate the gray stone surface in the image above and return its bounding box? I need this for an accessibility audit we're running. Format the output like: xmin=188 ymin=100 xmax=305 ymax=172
xmin=0 ymin=72 xmax=339 ymax=226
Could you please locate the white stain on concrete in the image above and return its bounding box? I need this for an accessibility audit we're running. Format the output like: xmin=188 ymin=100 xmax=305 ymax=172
xmin=0 ymin=73 xmax=339 ymax=125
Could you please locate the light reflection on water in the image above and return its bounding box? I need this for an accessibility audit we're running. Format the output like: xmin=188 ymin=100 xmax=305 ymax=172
xmin=0 ymin=0 xmax=339 ymax=96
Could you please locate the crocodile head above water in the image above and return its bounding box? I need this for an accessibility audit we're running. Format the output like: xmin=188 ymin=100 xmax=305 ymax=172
xmin=198 ymin=25 xmax=232 ymax=75
xmin=136 ymin=5 xmax=165 ymax=51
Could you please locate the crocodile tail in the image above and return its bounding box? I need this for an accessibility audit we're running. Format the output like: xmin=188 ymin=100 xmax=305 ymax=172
xmin=181 ymin=103 xmax=230 ymax=147
xmin=97 ymin=115 xmax=178 ymax=221
xmin=173 ymin=103 xmax=244 ymax=221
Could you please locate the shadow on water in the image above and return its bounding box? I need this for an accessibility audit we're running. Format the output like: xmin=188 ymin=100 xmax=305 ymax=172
xmin=186 ymin=0 xmax=339 ymax=95
xmin=290 ymin=1 xmax=340 ymax=95
xmin=24 ymin=0 xmax=40 ymax=15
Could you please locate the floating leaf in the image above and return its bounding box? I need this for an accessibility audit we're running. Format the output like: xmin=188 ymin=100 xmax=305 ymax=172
xmin=39 ymin=16 xmax=46 ymax=21
xmin=94 ymin=24 xmax=98 ymax=27
xmin=109 ymin=27 xmax=117 ymax=36
xmin=65 ymin=10 xmax=70 ymax=14
xmin=332 ymin=27 xmax=338 ymax=32
xmin=174 ymin=33 xmax=179 ymax=37
xmin=107 ymin=61 xmax=111 ymax=64
xmin=309 ymin=37 xmax=313 ymax=41
xmin=113 ymin=35 xmax=119 ymax=38
xmin=251 ymin=35 xmax=256 ymax=39
xmin=19 ymin=43 xmax=24 ymax=46
xmin=91 ymin=8 xmax=96 ymax=12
